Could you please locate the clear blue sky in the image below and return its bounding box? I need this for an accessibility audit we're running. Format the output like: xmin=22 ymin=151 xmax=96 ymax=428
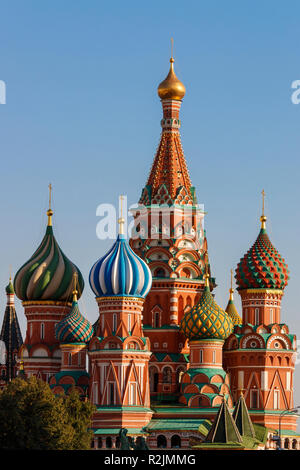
xmin=1 ymin=1 xmax=300 ymax=404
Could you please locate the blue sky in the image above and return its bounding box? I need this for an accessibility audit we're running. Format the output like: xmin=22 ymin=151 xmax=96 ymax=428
xmin=1 ymin=1 xmax=300 ymax=404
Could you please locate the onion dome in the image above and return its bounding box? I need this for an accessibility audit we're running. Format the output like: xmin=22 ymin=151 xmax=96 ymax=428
xmin=6 ymin=277 xmax=14 ymax=295
xmin=225 ymin=270 xmax=242 ymax=326
xmin=55 ymin=278 xmax=93 ymax=344
xmin=157 ymin=57 xmax=186 ymax=101
xmin=235 ymin=209 xmax=289 ymax=290
xmin=89 ymin=204 xmax=152 ymax=298
xmin=180 ymin=273 xmax=233 ymax=341
xmin=14 ymin=191 xmax=84 ymax=302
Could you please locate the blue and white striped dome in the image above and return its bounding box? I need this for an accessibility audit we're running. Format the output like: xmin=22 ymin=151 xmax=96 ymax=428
xmin=89 ymin=234 xmax=152 ymax=298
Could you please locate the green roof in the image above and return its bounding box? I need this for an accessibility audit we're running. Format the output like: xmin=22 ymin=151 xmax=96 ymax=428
xmin=205 ymin=399 xmax=242 ymax=444
xmin=232 ymin=394 xmax=256 ymax=438
xmin=93 ymin=428 xmax=143 ymax=435
xmin=146 ymin=418 xmax=211 ymax=432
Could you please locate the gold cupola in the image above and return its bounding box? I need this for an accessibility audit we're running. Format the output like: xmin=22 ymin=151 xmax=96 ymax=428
xmin=157 ymin=57 xmax=186 ymax=101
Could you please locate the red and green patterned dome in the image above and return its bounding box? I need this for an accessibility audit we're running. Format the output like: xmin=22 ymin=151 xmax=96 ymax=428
xmin=235 ymin=223 xmax=289 ymax=290
xmin=55 ymin=299 xmax=93 ymax=344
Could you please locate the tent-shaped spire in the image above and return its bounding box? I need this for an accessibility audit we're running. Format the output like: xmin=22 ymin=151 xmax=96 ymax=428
xmin=232 ymin=393 xmax=256 ymax=438
xmin=0 ymin=279 xmax=23 ymax=381
xmin=205 ymin=398 xmax=242 ymax=443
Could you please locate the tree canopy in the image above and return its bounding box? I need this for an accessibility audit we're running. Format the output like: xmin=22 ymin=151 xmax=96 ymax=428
xmin=0 ymin=376 xmax=95 ymax=450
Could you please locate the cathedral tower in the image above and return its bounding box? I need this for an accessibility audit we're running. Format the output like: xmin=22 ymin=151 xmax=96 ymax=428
xmin=88 ymin=207 xmax=153 ymax=445
xmin=179 ymin=263 xmax=234 ymax=408
xmin=49 ymin=273 xmax=94 ymax=397
xmin=14 ymin=187 xmax=84 ymax=381
xmin=223 ymin=195 xmax=297 ymax=432
xmin=0 ymin=278 xmax=23 ymax=386
xmin=130 ymin=55 xmax=214 ymax=400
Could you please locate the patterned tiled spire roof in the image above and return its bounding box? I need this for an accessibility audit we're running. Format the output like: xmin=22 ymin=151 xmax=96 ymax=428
xmin=0 ymin=279 xmax=23 ymax=381
xmin=235 ymin=227 xmax=289 ymax=290
xmin=140 ymin=57 xmax=194 ymax=206
xmin=232 ymin=393 xmax=256 ymax=438
xmin=14 ymin=189 xmax=84 ymax=302
xmin=205 ymin=398 xmax=242 ymax=444
xmin=180 ymin=269 xmax=233 ymax=341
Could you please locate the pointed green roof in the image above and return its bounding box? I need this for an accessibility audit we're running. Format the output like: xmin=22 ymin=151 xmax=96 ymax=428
xmin=232 ymin=394 xmax=256 ymax=438
xmin=205 ymin=399 xmax=242 ymax=444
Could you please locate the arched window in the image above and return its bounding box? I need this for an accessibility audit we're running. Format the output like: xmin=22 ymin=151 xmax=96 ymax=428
xmin=149 ymin=367 xmax=159 ymax=393
xmin=250 ymin=389 xmax=259 ymax=408
xmin=162 ymin=367 xmax=172 ymax=384
xmin=171 ymin=435 xmax=181 ymax=448
xmin=270 ymin=308 xmax=274 ymax=324
xmin=154 ymin=311 xmax=160 ymax=328
xmin=255 ymin=308 xmax=259 ymax=325
xmin=98 ymin=437 xmax=103 ymax=449
xmin=41 ymin=323 xmax=45 ymax=340
xmin=154 ymin=268 xmax=166 ymax=278
xmin=68 ymin=353 xmax=72 ymax=366
xmin=157 ymin=435 xmax=167 ymax=448
xmin=284 ymin=438 xmax=289 ymax=449
xmin=106 ymin=437 xmax=112 ymax=449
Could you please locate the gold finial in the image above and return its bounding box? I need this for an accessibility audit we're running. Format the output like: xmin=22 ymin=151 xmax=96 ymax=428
xmin=260 ymin=189 xmax=267 ymax=229
xmin=203 ymin=251 xmax=210 ymax=288
xmin=157 ymin=45 xmax=186 ymax=101
xmin=118 ymin=195 xmax=125 ymax=235
xmin=229 ymin=269 xmax=234 ymax=301
xmin=47 ymin=183 xmax=54 ymax=226
xmin=72 ymin=272 xmax=78 ymax=302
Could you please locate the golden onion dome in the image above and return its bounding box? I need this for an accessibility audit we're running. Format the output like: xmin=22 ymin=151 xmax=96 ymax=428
xmin=157 ymin=58 xmax=186 ymax=101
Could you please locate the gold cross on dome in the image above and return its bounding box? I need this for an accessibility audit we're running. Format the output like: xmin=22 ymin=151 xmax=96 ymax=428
xmin=171 ymin=37 xmax=174 ymax=59
xmin=118 ymin=195 xmax=125 ymax=235
xmin=49 ymin=183 xmax=52 ymax=210
xmin=261 ymin=189 xmax=265 ymax=216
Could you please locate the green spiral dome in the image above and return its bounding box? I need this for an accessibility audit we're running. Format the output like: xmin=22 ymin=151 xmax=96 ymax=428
xmin=14 ymin=225 xmax=84 ymax=302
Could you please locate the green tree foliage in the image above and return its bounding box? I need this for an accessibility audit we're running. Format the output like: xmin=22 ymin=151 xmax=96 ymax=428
xmin=0 ymin=376 xmax=95 ymax=450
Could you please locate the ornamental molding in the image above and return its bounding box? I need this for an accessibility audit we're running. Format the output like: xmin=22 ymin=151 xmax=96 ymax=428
xmin=241 ymin=334 xmax=265 ymax=349
xmin=267 ymin=335 xmax=290 ymax=350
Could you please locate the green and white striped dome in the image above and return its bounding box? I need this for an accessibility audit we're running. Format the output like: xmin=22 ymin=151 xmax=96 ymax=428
xmin=14 ymin=218 xmax=84 ymax=302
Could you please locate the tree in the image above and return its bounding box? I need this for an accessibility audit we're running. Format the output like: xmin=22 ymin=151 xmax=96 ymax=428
xmin=0 ymin=376 xmax=95 ymax=450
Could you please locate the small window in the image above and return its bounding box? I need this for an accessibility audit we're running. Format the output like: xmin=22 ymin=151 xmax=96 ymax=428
xmin=255 ymin=308 xmax=259 ymax=325
xmin=128 ymin=314 xmax=131 ymax=332
xmin=212 ymin=350 xmax=216 ymax=364
xmin=41 ymin=323 xmax=45 ymax=340
xmin=109 ymin=383 xmax=115 ymax=405
xmin=199 ymin=349 xmax=203 ymax=363
xmin=113 ymin=314 xmax=117 ymax=332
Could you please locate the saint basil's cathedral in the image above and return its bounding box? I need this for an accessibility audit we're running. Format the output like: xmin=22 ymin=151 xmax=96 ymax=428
xmin=0 ymin=54 xmax=299 ymax=450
